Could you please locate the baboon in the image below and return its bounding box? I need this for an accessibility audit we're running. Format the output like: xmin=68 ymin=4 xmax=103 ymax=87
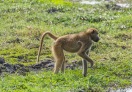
xmin=37 ymin=28 xmax=100 ymax=77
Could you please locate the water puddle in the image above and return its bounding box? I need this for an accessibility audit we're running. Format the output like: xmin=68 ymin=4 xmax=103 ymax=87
xmin=116 ymin=3 xmax=130 ymax=8
xmin=78 ymin=0 xmax=131 ymax=8
xmin=109 ymin=87 xmax=132 ymax=92
xmin=80 ymin=0 xmax=101 ymax=5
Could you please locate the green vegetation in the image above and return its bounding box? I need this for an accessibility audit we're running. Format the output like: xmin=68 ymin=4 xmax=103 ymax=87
xmin=0 ymin=0 xmax=132 ymax=92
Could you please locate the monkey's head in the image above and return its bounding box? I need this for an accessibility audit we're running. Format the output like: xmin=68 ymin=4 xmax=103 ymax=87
xmin=87 ymin=28 xmax=100 ymax=42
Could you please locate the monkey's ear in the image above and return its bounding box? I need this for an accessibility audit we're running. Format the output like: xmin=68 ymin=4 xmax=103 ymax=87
xmin=92 ymin=30 xmax=95 ymax=34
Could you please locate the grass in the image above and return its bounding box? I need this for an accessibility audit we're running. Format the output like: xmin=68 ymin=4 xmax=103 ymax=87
xmin=0 ymin=0 xmax=132 ymax=91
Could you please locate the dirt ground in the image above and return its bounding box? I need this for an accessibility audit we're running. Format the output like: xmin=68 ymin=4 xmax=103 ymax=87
xmin=0 ymin=57 xmax=82 ymax=75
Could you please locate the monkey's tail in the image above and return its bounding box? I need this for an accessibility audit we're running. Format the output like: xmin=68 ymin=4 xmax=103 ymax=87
xmin=36 ymin=32 xmax=58 ymax=63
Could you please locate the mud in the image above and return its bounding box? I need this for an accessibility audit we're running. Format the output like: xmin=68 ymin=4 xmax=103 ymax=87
xmin=0 ymin=57 xmax=82 ymax=75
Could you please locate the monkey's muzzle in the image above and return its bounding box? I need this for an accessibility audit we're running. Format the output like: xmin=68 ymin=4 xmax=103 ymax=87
xmin=94 ymin=38 xmax=100 ymax=42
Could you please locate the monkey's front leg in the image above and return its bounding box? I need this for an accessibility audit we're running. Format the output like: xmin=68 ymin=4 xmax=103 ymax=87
xmin=78 ymin=52 xmax=94 ymax=67
xmin=82 ymin=50 xmax=89 ymax=77
xmin=82 ymin=59 xmax=87 ymax=77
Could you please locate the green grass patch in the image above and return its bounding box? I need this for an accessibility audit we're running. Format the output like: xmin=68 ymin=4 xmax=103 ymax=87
xmin=0 ymin=0 xmax=132 ymax=91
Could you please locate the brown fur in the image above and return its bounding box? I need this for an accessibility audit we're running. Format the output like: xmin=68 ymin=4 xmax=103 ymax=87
xmin=37 ymin=28 xmax=100 ymax=76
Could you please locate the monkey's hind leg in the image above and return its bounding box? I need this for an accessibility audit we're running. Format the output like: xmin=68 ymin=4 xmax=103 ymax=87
xmin=52 ymin=44 xmax=65 ymax=74
xmin=61 ymin=57 xmax=65 ymax=73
